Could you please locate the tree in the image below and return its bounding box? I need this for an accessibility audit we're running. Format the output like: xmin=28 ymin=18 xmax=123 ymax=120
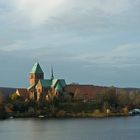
xmin=117 ymin=89 xmax=129 ymax=108
xmin=47 ymin=89 xmax=59 ymax=114
xmin=95 ymin=87 xmax=118 ymax=111
xmin=0 ymin=95 xmax=7 ymax=119
xmin=10 ymin=92 xmax=20 ymax=101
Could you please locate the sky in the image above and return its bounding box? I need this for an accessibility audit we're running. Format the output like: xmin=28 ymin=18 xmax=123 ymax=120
xmin=0 ymin=0 xmax=140 ymax=88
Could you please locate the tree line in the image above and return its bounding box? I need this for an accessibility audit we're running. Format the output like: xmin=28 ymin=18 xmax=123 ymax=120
xmin=1 ymin=87 xmax=140 ymax=119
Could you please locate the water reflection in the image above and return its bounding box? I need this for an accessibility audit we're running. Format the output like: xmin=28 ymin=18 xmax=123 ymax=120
xmin=0 ymin=117 xmax=140 ymax=140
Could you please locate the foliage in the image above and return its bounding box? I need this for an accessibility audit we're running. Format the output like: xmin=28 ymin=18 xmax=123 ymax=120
xmin=2 ymin=86 xmax=140 ymax=118
xmin=10 ymin=93 xmax=20 ymax=101
xmin=0 ymin=95 xmax=7 ymax=119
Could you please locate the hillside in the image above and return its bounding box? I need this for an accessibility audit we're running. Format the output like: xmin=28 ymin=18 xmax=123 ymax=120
xmin=65 ymin=84 xmax=140 ymax=101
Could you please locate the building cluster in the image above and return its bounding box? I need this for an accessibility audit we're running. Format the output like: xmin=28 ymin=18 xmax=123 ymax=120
xmin=16 ymin=62 xmax=108 ymax=102
xmin=16 ymin=62 xmax=66 ymax=101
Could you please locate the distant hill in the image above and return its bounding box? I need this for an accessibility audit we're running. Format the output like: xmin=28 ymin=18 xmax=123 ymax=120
xmin=119 ymin=87 xmax=140 ymax=93
xmin=0 ymin=87 xmax=16 ymax=98
xmin=65 ymin=84 xmax=140 ymax=101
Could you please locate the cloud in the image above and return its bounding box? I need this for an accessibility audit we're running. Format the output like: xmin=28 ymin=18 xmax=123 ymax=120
xmin=114 ymin=43 xmax=140 ymax=53
xmin=71 ymin=0 xmax=136 ymax=15
xmin=10 ymin=0 xmax=139 ymax=26
xmin=11 ymin=0 xmax=68 ymax=25
xmin=0 ymin=0 xmax=140 ymax=87
xmin=3 ymin=42 xmax=139 ymax=69
xmin=68 ymin=43 xmax=140 ymax=68
xmin=0 ymin=40 xmax=26 ymax=52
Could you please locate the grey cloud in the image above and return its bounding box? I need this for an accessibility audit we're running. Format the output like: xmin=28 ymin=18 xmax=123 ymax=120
xmin=0 ymin=0 xmax=140 ymax=88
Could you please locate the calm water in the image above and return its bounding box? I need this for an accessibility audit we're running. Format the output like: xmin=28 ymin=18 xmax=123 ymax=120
xmin=0 ymin=117 xmax=140 ymax=140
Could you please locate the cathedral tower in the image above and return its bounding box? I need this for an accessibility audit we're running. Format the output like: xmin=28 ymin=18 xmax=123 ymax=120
xmin=29 ymin=62 xmax=44 ymax=86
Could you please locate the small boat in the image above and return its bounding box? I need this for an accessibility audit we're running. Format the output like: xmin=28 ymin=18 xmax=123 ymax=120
xmin=129 ymin=109 xmax=140 ymax=116
xmin=9 ymin=116 xmax=14 ymax=119
xmin=38 ymin=115 xmax=45 ymax=118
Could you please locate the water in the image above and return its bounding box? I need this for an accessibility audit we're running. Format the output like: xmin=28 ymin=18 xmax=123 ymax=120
xmin=0 ymin=117 xmax=140 ymax=140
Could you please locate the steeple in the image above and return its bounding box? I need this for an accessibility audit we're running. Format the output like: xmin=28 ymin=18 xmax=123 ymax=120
xmin=51 ymin=66 xmax=54 ymax=80
xmin=30 ymin=62 xmax=44 ymax=74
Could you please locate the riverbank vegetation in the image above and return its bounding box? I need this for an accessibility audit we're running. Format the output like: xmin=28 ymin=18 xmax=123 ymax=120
xmin=1 ymin=87 xmax=140 ymax=119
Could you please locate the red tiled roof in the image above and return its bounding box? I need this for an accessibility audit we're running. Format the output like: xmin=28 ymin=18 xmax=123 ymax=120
xmin=16 ymin=88 xmax=29 ymax=98
xmin=65 ymin=84 xmax=108 ymax=100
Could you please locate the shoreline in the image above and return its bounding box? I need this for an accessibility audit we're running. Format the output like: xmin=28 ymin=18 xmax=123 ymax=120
xmin=2 ymin=112 xmax=130 ymax=120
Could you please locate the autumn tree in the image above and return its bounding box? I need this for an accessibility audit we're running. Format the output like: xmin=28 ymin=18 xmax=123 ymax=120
xmin=0 ymin=95 xmax=7 ymax=119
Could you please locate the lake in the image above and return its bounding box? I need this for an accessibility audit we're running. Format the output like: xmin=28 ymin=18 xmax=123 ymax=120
xmin=0 ymin=117 xmax=140 ymax=140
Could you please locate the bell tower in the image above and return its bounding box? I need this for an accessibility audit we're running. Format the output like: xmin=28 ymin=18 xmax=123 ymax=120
xmin=29 ymin=62 xmax=44 ymax=85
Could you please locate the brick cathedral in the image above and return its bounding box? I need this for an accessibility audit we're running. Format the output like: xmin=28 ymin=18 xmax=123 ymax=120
xmin=27 ymin=62 xmax=66 ymax=101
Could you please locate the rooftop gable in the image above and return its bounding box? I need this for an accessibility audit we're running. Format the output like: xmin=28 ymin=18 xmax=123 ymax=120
xmin=16 ymin=88 xmax=29 ymax=98
xmin=52 ymin=79 xmax=66 ymax=88
xmin=39 ymin=79 xmax=52 ymax=88
xmin=17 ymin=88 xmax=27 ymax=94
xmin=51 ymin=79 xmax=58 ymax=87
xmin=30 ymin=62 xmax=44 ymax=74
xmin=38 ymin=79 xmax=66 ymax=89
xmin=59 ymin=79 xmax=66 ymax=87
xmin=55 ymin=82 xmax=64 ymax=92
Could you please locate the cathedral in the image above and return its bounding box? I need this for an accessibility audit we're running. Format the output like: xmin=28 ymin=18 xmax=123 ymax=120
xmin=16 ymin=62 xmax=108 ymax=102
xmin=27 ymin=62 xmax=66 ymax=101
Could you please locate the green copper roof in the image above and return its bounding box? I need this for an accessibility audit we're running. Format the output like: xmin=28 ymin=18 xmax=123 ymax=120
xmin=59 ymin=79 xmax=66 ymax=87
xmin=39 ymin=79 xmax=52 ymax=88
xmin=30 ymin=62 xmax=44 ymax=74
xmin=55 ymin=82 xmax=63 ymax=92
xmin=51 ymin=79 xmax=58 ymax=87
xmin=51 ymin=79 xmax=66 ymax=88
xmin=38 ymin=79 xmax=66 ymax=90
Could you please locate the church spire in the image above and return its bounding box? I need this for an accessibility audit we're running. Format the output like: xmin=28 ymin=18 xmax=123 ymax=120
xmin=30 ymin=62 xmax=44 ymax=74
xmin=51 ymin=66 xmax=54 ymax=80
